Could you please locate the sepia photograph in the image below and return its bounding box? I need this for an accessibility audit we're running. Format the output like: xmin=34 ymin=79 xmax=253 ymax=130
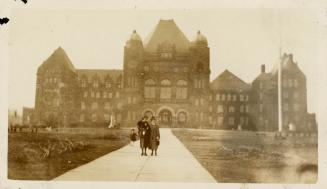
xmin=1 ymin=0 xmax=327 ymax=188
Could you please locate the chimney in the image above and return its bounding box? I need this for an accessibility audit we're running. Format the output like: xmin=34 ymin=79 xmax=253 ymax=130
xmin=261 ymin=64 xmax=265 ymax=73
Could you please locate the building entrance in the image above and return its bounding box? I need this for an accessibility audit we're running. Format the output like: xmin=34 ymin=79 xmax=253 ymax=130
xmin=158 ymin=109 xmax=172 ymax=127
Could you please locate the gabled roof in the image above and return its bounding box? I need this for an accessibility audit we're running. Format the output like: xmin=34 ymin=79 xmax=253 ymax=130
xmin=144 ymin=19 xmax=190 ymax=52
xmin=210 ymin=70 xmax=251 ymax=91
xmin=253 ymin=72 xmax=272 ymax=82
xmin=76 ymin=69 xmax=123 ymax=82
xmin=40 ymin=47 xmax=76 ymax=73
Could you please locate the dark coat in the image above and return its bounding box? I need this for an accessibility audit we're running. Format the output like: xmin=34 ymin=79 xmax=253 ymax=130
xmin=150 ymin=123 xmax=160 ymax=150
xmin=137 ymin=120 xmax=151 ymax=148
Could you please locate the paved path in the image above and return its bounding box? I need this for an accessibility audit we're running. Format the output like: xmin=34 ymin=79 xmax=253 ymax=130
xmin=54 ymin=128 xmax=216 ymax=182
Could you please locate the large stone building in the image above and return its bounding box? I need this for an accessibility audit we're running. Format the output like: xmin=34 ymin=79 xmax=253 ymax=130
xmin=28 ymin=19 xmax=317 ymax=131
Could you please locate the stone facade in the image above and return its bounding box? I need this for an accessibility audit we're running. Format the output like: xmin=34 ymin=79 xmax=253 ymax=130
xmin=30 ymin=19 xmax=317 ymax=131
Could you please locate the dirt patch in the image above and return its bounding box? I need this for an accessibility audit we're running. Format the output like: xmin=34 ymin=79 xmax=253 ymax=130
xmin=8 ymin=128 xmax=130 ymax=180
xmin=172 ymin=129 xmax=317 ymax=183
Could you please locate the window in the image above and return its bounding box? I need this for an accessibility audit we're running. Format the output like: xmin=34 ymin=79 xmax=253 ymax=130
xmin=288 ymin=79 xmax=293 ymax=87
xmin=245 ymin=95 xmax=249 ymax=101
xmin=259 ymin=82 xmax=263 ymax=90
xmin=240 ymin=94 xmax=244 ymax=101
xmin=233 ymin=94 xmax=237 ymax=101
xmin=200 ymin=112 xmax=204 ymax=121
xmin=218 ymin=116 xmax=224 ymax=126
xmin=104 ymin=114 xmax=110 ymax=122
xmin=81 ymin=80 xmax=86 ymax=88
xmin=294 ymin=92 xmax=299 ymax=99
xmin=144 ymin=79 xmax=156 ymax=99
xmin=91 ymin=91 xmax=95 ymax=98
xmin=103 ymin=92 xmax=107 ymax=98
xmin=176 ymin=80 xmax=188 ymax=99
xmin=209 ymin=106 xmax=213 ymax=112
xmin=240 ymin=105 xmax=244 ymax=113
xmin=84 ymin=91 xmax=88 ymax=98
xmin=104 ymin=102 xmax=110 ymax=110
xmin=228 ymin=117 xmax=235 ymax=125
xmin=228 ymin=106 xmax=235 ymax=113
xmin=105 ymin=81 xmax=111 ymax=88
xmin=240 ymin=117 xmax=244 ymax=125
xmin=93 ymin=81 xmax=99 ymax=88
xmin=81 ymin=102 xmax=86 ymax=110
xmin=200 ymin=98 xmax=205 ymax=106
xmin=80 ymin=114 xmax=85 ymax=122
xmin=161 ymin=52 xmax=172 ymax=59
xmin=96 ymin=92 xmax=100 ymax=98
xmin=227 ymin=94 xmax=231 ymax=101
xmin=216 ymin=94 xmax=220 ymax=101
xmin=92 ymin=102 xmax=98 ymax=110
xmin=294 ymin=79 xmax=298 ymax=87
xmin=133 ymin=97 xmax=137 ymax=104
xmin=259 ymin=117 xmax=264 ymax=125
xmin=117 ymin=103 xmax=123 ymax=110
xmin=108 ymin=92 xmax=113 ymax=98
xmin=245 ymin=105 xmax=250 ymax=113
xmin=221 ymin=94 xmax=226 ymax=101
xmin=209 ymin=116 xmax=212 ymax=124
xmin=115 ymin=92 xmax=120 ymax=98
xmin=91 ymin=114 xmax=97 ymax=122
xmin=178 ymin=112 xmax=187 ymax=123
xmin=195 ymin=99 xmax=199 ymax=106
xmin=294 ymin=103 xmax=300 ymax=111
xmin=160 ymin=79 xmax=172 ymax=99
xmin=217 ymin=105 xmax=223 ymax=113
xmin=127 ymin=97 xmax=132 ymax=104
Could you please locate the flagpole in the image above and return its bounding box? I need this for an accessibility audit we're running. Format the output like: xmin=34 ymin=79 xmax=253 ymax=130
xmin=277 ymin=10 xmax=283 ymax=133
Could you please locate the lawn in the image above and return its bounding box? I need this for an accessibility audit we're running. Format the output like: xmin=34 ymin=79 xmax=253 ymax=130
xmin=8 ymin=128 xmax=130 ymax=180
xmin=172 ymin=128 xmax=318 ymax=183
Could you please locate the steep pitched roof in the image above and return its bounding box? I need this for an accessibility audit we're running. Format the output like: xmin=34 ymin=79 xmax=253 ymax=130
xmin=271 ymin=53 xmax=305 ymax=76
xmin=40 ymin=47 xmax=76 ymax=73
xmin=210 ymin=70 xmax=251 ymax=91
xmin=76 ymin=69 xmax=123 ymax=82
xmin=144 ymin=19 xmax=190 ymax=52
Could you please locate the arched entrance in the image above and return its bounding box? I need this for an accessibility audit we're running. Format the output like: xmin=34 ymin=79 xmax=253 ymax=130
xmin=158 ymin=109 xmax=173 ymax=127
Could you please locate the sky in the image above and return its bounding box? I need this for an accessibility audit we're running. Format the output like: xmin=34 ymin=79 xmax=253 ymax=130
xmin=8 ymin=8 xmax=326 ymax=114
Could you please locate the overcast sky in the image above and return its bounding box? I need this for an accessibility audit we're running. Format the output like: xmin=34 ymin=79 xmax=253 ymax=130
xmin=8 ymin=8 xmax=325 ymax=113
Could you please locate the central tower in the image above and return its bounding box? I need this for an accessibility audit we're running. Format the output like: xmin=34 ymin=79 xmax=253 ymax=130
xmin=122 ymin=19 xmax=211 ymax=128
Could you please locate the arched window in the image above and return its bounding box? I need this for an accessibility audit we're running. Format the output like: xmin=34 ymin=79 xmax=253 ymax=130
xmin=160 ymin=79 xmax=171 ymax=99
xmin=178 ymin=112 xmax=187 ymax=123
xmin=144 ymin=79 xmax=156 ymax=99
xmin=176 ymin=80 xmax=188 ymax=99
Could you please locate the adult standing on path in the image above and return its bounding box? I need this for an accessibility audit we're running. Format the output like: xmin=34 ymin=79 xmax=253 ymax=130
xmin=149 ymin=116 xmax=160 ymax=156
xmin=137 ymin=116 xmax=151 ymax=156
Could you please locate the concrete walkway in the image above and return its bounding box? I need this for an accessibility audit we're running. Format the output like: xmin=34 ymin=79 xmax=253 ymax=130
xmin=54 ymin=128 xmax=216 ymax=182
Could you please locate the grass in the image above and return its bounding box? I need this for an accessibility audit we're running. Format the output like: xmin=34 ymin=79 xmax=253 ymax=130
xmin=8 ymin=128 xmax=130 ymax=180
xmin=172 ymin=128 xmax=318 ymax=183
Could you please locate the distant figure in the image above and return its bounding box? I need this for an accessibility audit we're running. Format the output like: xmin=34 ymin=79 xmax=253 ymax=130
xmin=129 ymin=128 xmax=137 ymax=145
xmin=137 ymin=116 xmax=151 ymax=156
xmin=149 ymin=116 xmax=160 ymax=156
